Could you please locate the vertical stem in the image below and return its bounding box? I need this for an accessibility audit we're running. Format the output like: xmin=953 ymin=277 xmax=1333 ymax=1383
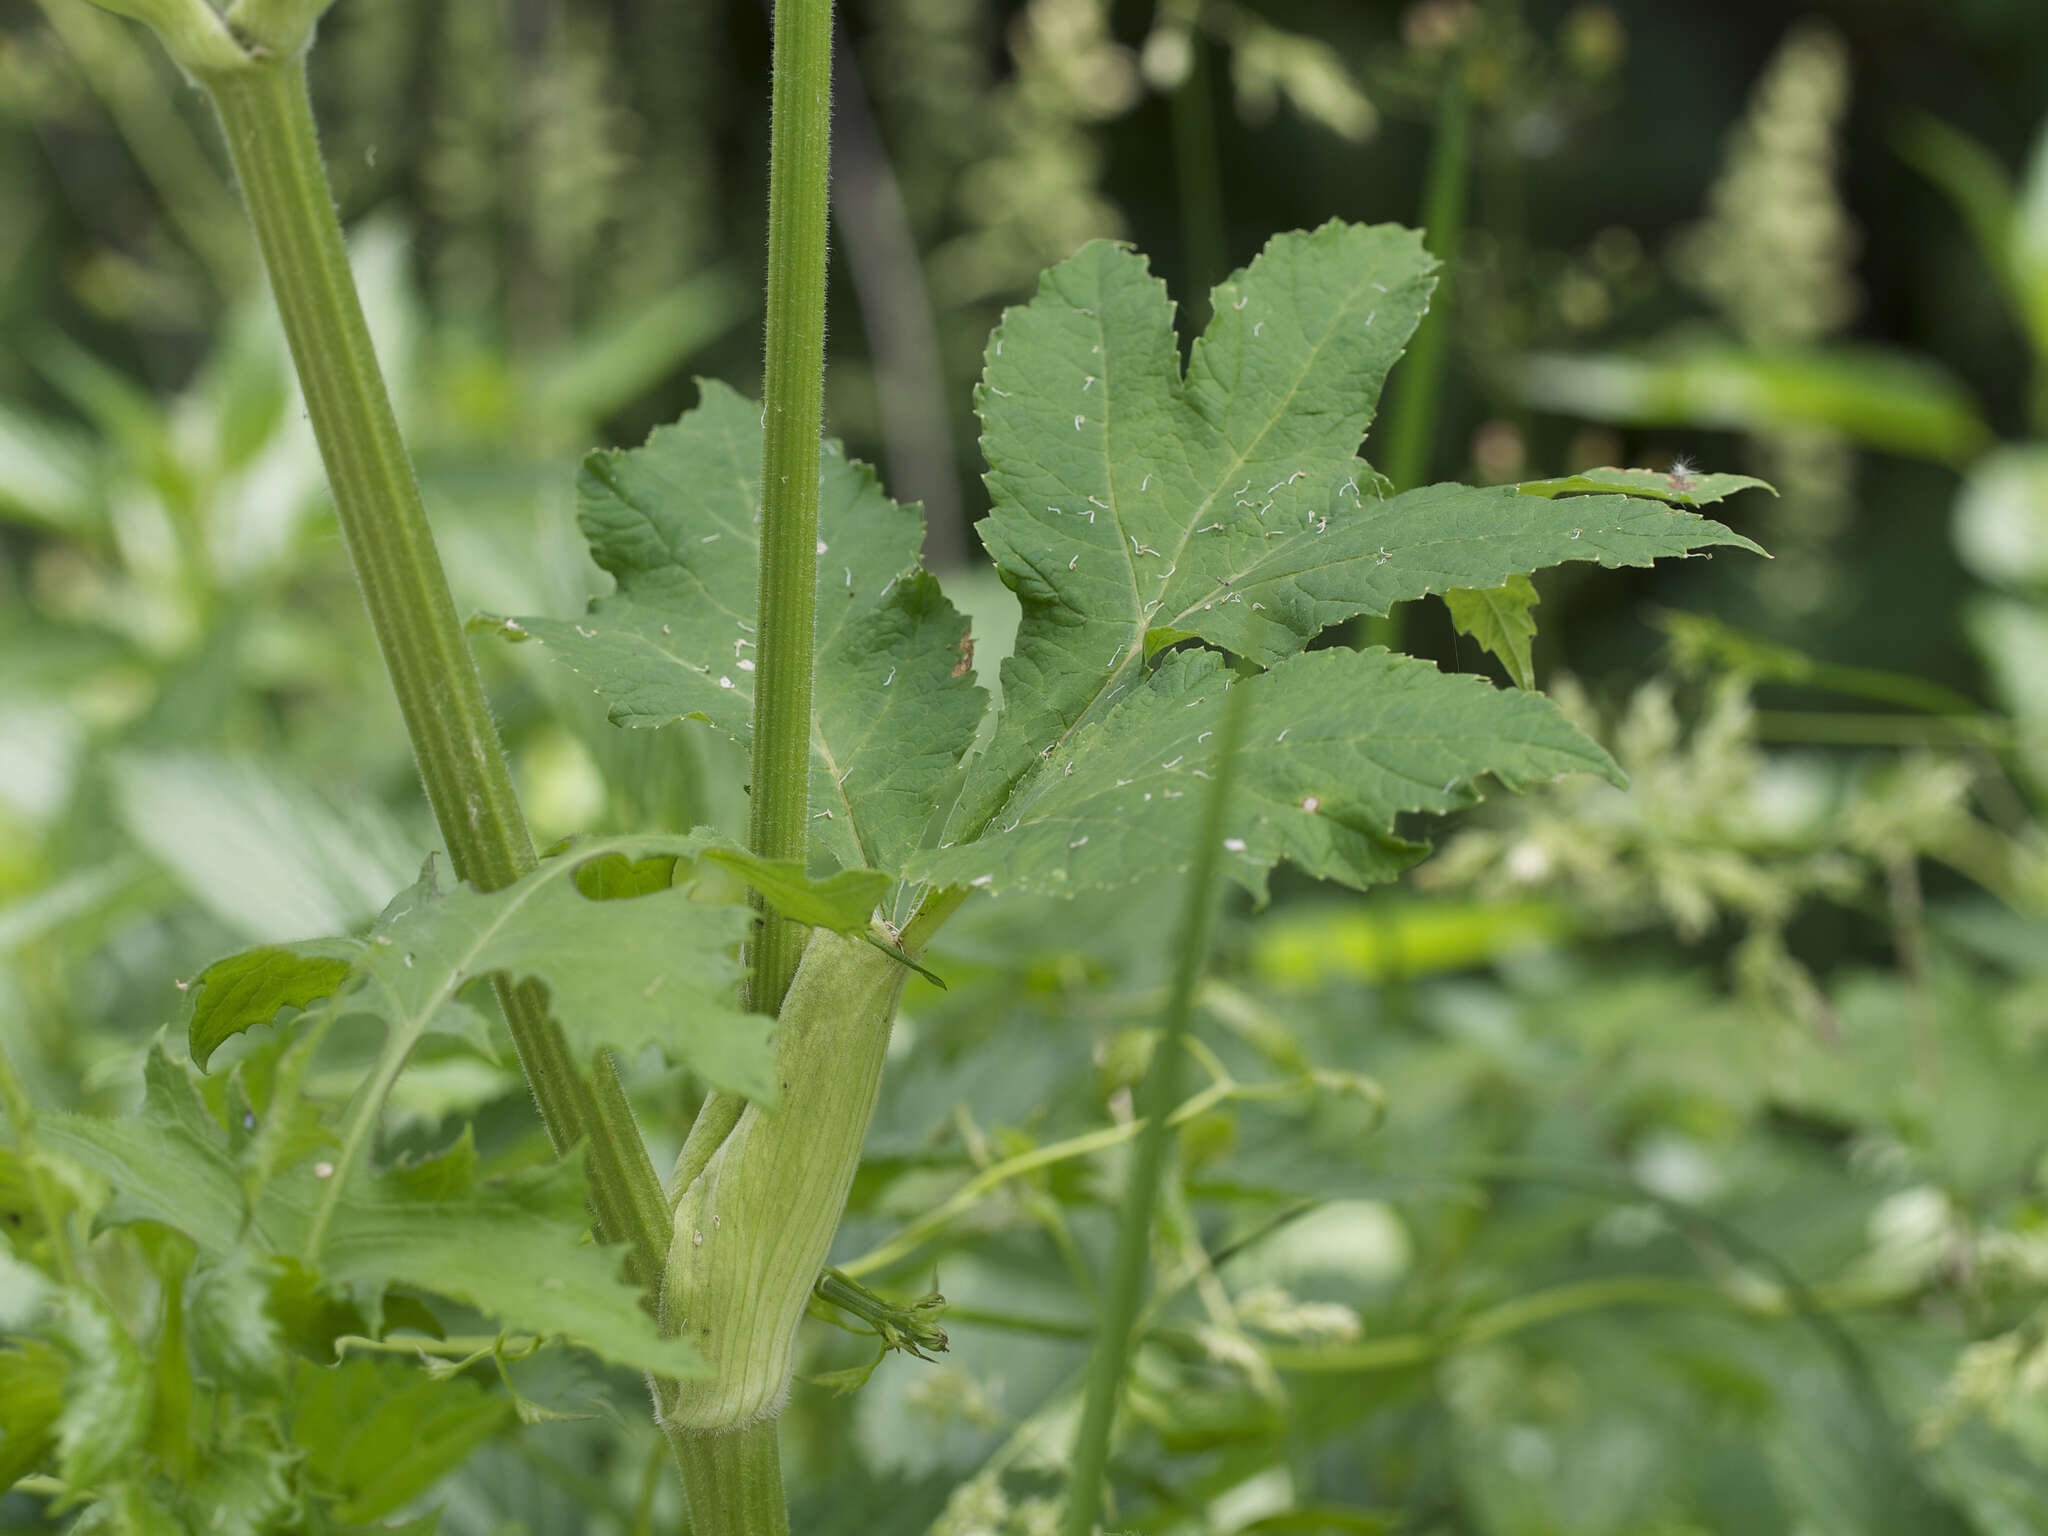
xmin=1061 ymin=681 xmax=1252 ymax=1536
xmin=668 ymin=1421 xmax=790 ymax=1536
xmin=748 ymin=0 xmax=834 ymax=1019
xmin=201 ymin=57 xmax=668 ymax=1288
xmin=1363 ymin=60 xmax=1473 ymax=652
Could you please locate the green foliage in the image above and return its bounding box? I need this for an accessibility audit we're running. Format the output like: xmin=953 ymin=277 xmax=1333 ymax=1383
xmin=488 ymin=383 xmax=986 ymax=882
xmin=9 ymin=4 xmax=2046 ymax=1530
xmin=514 ymin=227 xmax=1758 ymax=925
xmin=38 ymin=1049 xmax=705 ymax=1378
xmin=1446 ymin=573 xmax=1540 ymax=688
xmin=184 ymin=835 xmax=766 ymax=1097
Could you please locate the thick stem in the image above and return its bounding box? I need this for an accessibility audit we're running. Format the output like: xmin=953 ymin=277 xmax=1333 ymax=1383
xmin=660 ymin=929 xmax=906 ymax=1433
xmin=202 ymin=57 xmax=668 ymax=1288
xmin=748 ymin=0 xmax=835 ymax=1018
xmin=667 ymin=1421 xmax=790 ymax=1536
xmin=1060 ymin=680 xmax=1251 ymax=1536
xmin=1363 ymin=59 xmax=1472 ymax=652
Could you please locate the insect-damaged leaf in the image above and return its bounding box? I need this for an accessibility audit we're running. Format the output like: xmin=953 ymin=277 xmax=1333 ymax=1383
xmin=488 ymin=382 xmax=987 ymax=879
xmin=930 ymin=223 xmax=1765 ymax=895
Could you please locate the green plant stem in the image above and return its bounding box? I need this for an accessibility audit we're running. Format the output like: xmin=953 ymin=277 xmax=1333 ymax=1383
xmin=748 ymin=0 xmax=835 ymax=1019
xmin=1363 ymin=58 xmax=1472 ymax=652
xmin=1061 ymin=681 xmax=1251 ymax=1536
xmin=668 ymin=1421 xmax=789 ymax=1536
xmin=201 ymin=56 xmax=667 ymax=1288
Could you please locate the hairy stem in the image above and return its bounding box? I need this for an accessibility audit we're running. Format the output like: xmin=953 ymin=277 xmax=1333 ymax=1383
xmin=668 ymin=1422 xmax=789 ymax=1536
xmin=662 ymin=932 xmax=905 ymax=1480
xmin=1061 ymin=680 xmax=1252 ymax=1536
xmin=200 ymin=54 xmax=668 ymax=1287
xmin=748 ymin=0 xmax=835 ymax=1018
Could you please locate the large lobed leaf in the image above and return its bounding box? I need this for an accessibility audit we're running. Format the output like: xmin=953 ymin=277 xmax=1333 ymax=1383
xmin=921 ymin=224 xmax=1763 ymax=897
xmin=508 ymin=224 xmax=1765 ymax=907
xmin=487 ymin=384 xmax=987 ymax=878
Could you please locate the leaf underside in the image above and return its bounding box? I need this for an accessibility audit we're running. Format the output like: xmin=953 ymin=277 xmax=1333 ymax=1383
xmin=1447 ymin=574 xmax=1542 ymax=690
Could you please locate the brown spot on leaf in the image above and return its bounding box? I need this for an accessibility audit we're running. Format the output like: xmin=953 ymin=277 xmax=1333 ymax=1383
xmin=951 ymin=629 xmax=976 ymax=680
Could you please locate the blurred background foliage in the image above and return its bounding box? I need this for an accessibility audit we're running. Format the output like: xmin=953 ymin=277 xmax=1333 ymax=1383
xmin=4 ymin=0 xmax=2048 ymax=1531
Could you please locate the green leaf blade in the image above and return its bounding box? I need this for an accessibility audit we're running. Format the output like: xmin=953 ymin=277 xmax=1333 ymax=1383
xmin=913 ymin=648 xmax=1617 ymax=903
xmin=1154 ymin=483 xmax=1765 ymax=667
xmin=499 ymin=382 xmax=985 ymax=877
xmin=1447 ymin=573 xmax=1541 ymax=689
xmin=954 ymin=223 xmax=1439 ymax=844
xmin=187 ymin=946 xmax=353 ymax=1070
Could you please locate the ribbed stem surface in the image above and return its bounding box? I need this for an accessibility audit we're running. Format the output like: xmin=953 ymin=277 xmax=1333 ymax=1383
xmin=206 ymin=59 xmax=668 ymax=1288
xmin=747 ymin=0 xmax=835 ymax=1017
xmin=668 ymin=1421 xmax=790 ymax=1536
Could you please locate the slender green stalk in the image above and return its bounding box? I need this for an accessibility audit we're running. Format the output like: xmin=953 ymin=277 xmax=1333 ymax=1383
xmin=198 ymin=55 xmax=668 ymax=1287
xmin=1061 ymin=681 xmax=1252 ymax=1536
xmin=748 ymin=0 xmax=835 ymax=1019
xmin=1364 ymin=59 xmax=1473 ymax=652
xmin=669 ymin=1422 xmax=789 ymax=1536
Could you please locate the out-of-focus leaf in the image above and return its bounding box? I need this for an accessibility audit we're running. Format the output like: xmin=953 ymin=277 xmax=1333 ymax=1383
xmin=1896 ymin=114 xmax=2018 ymax=307
xmin=1514 ymin=345 xmax=1991 ymax=464
xmin=1238 ymin=1509 xmax=1395 ymax=1534
xmin=41 ymin=1049 xmax=245 ymax=1252
xmin=108 ymin=753 xmax=420 ymax=945
xmin=524 ymin=269 xmax=750 ymax=430
xmin=1447 ymin=575 xmax=1541 ymax=689
xmin=187 ymin=1249 xmax=283 ymax=1389
xmin=48 ymin=1291 xmax=152 ymax=1490
xmin=2011 ymin=116 xmax=2048 ymax=364
xmin=180 ymin=1417 xmax=294 ymax=1536
xmin=1954 ymin=444 xmax=2048 ymax=589
xmin=293 ymin=1355 xmax=513 ymax=1523
xmin=0 ymin=1338 xmax=66 ymax=1486
xmin=0 ymin=404 xmax=98 ymax=531
xmin=1248 ymin=898 xmax=1568 ymax=987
